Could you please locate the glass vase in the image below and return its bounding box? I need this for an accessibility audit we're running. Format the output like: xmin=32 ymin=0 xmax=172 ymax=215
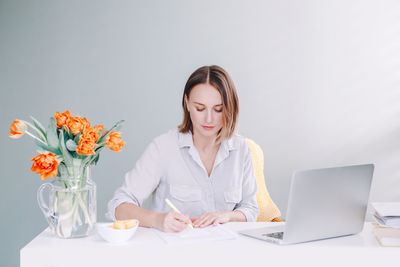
xmin=37 ymin=168 xmax=97 ymax=238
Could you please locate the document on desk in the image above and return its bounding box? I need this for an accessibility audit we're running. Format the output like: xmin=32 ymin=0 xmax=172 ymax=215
xmin=372 ymin=202 xmax=400 ymax=227
xmin=153 ymin=224 xmax=238 ymax=244
xmin=372 ymin=223 xmax=400 ymax=247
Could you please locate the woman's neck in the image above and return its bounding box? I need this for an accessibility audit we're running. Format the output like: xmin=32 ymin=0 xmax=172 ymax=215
xmin=192 ymin=131 xmax=219 ymax=152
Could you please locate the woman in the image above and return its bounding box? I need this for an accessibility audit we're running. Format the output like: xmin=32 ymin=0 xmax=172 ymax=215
xmin=107 ymin=65 xmax=259 ymax=232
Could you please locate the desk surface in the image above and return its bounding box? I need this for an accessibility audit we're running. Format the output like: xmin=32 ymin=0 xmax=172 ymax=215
xmin=21 ymin=222 xmax=398 ymax=267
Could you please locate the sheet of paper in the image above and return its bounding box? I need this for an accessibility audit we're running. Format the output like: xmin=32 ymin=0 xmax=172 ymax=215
xmin=373 ymin=225 xmax=400 ymax=247
xmin=153 ymin=224 xmax=238 ymax=244
xmin=372 ymin=202 xmax=400 ymax=217
xmin=373 ymin=214 xmax=400 ymax=227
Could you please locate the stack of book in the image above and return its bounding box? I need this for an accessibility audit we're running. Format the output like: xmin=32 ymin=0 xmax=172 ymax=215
xmin=371 ymin=202 xmax=400 ymax=247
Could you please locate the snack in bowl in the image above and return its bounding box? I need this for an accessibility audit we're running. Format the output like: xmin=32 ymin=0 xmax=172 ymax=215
xmin=96 ymin=219 xmax=139 ymax=243
xmin=109 ymin=219 xmax=137 ymax=230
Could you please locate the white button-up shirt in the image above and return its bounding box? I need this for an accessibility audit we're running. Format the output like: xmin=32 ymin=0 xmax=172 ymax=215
xmin=106 ymin=129 xmax=259 ymax=221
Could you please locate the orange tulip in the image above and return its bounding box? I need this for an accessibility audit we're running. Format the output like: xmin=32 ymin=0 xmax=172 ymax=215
xmin=94 ymin=125 xmax=104 ymax=133
xmin=81 ymin=127 xmax=100 ymax=143
xmin=31 ymin=152 xmax=60 ymax=180
xmin=66 ymin=116 xmax=84 ymax=135
xmin=54 ymin=110 xmax=72 ymax=129
xmin=76 ymin=138 xmax=95 ymax=155
xmin=82 ymin=117 xmax=91 ymax=129
xmin=106 ymin=131 xmax=125 ymax=152
xmin=9 ymin=119 xmax=28 ymax=139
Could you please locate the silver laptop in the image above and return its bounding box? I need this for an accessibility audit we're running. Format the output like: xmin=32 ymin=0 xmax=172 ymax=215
xmin=240 ymin=164 xmax=374 ymax=245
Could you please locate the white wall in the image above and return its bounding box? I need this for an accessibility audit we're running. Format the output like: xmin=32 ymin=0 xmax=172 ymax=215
xmin=1 ymin=1 xmax=399 ymax=266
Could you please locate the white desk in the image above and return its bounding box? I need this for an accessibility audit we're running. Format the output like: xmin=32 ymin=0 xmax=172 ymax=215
xmin=21 ymin=222 xmax=398 ymax=267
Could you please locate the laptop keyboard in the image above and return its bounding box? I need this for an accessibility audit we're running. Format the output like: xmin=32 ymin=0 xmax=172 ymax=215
xmin=263 ymin=232 xmax=284 ymax=239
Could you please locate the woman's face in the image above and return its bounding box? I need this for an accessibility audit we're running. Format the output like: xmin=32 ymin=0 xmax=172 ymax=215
xmin=186 ymin=83 xmax=223 ymax=139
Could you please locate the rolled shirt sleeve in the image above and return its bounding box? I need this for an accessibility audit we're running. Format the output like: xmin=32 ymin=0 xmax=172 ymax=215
xmin=233 ymin=142 xmax=259 ymax=222
xmin=106 ymin=141 xmax=162 ymax=221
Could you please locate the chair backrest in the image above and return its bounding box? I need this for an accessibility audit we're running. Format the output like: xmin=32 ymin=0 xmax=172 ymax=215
xmin=246 ymin=138 xmax=281 ymax=222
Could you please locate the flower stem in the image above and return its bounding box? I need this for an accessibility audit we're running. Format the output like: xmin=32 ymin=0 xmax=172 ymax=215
xmin=24 ymin=121 xmax=47 ymax=141
xmin=25 ymin=130 xmax=47 ymax=145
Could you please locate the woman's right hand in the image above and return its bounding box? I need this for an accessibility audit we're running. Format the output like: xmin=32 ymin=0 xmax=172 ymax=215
xmin=155 ymin=211 xmax=191 ymax=232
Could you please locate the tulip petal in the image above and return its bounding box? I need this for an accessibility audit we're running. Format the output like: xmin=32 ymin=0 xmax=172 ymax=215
xmin=9 ymin=133 xmax=23 ymax=139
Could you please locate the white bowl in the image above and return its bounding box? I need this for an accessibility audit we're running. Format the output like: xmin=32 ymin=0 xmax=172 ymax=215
xmin=96 ymin=220 xmax=139 ymax=243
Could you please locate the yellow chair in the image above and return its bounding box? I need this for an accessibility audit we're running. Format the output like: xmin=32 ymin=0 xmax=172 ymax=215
xmin=246 ymin=138 xmax=283 ymax=222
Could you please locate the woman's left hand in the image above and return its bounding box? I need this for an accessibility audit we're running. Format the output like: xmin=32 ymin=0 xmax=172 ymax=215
xmin=191 ymin=211 xmax=232 ymax=228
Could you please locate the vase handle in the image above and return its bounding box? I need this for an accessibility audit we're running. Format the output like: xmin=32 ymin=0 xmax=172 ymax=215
xmin=37 ymin=183 xmax=55 ymax=228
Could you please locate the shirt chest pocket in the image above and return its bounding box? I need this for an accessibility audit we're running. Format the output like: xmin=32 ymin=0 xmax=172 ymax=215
xmin=224 ymin=188 xmax=242 ymax=204
xmin=169 ymin=185 xmax=202 ymax=202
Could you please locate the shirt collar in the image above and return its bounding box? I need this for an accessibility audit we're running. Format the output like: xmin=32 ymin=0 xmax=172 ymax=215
xmin=177 ymin=130 xmax=237 ymax=151
xmin=177 ymin=130 xmax=194 ymax=148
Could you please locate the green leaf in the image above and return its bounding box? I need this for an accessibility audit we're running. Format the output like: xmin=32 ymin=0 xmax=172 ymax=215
xmin=57 ymin=163 xmax=69 ymax=177
xmin=93 ymin=153 xmax=100 ymax=165
xmin=63 ymin=128 xmax=69 ymax=143
xmin=113 ymin=125 xmax=122 ymax=132
xmin=34 ymin=140 xmax=62 ymax=155
xmin=59 ymin=130 xmax=73 ymax=166
xmin=99 ymin=129 xmax=107 ymax=138
xmin=82 ymin=154 xmax=92 ymax=165
xmin=66 ymin=139 xmax=77 ymax=151
xmin=97 ymin=120 xmax=125 ymax=144
xmin=79 ymin=155 xmax=92 ymax=171
xmin=84 ymin=152 xmax=99 ymax=168
xmin=30 ymin=116 xmax=47 ymax=141
xmin=74 ymin=133 xmax=81 ymax=143
xmin=64 ymin=126 xmax=73 ymax=139
xmin=95 ymin=143 xmax=105 ymax=152
xmin=46 ymin=117 xmax=59 ymax=149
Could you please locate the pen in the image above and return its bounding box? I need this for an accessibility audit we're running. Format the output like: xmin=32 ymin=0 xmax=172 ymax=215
xmin=165 ymin=198 xmax=194 ymax=229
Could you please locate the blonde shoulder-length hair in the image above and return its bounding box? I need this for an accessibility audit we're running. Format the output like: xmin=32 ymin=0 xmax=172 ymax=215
xmin=178 ymin=65 xmax=239 ymax=142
